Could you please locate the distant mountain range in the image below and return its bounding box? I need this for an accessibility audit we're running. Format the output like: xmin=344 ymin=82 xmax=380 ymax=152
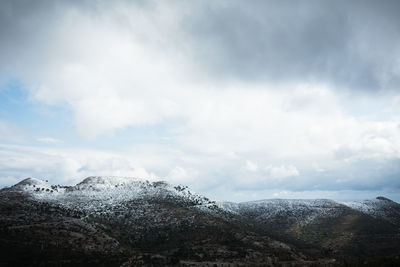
xmin=1 ymin=176 xmax=400 ymax=266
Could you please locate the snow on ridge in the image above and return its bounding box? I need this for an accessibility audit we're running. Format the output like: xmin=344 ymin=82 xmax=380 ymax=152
xmin=341 ymin=197 xmax=394 ymax=213
xmin=9 ymin=177 xmax=399 ymax=224
xmin=13 ymin=177 xmax=50 ymax=187
xmin=340 ymin=197 xmax=400 ymax=224
xmin=215 ymin=201 xmax=240 ymax=214
xmin=240 ymin=198 xmax=340 ymax=207
xmin=216 ymin=199 xmax=345 ymax=218
xmin=72 ymin=176 xmax=153 ymax=191
xmin=229 ymin=198 xmax=349 ymax=226
xmin=11 ymin=177 xmax=55 ymax=192
xmin=77 ymin=176 xmax=147 ymax=186
xmin=7 ymin=176 xmax=212 ymax=213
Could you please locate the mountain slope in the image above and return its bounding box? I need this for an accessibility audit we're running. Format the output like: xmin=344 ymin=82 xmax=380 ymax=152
xmin=1 ymin=177 xmax=400 ymax=266
xmin=0 ymin=177 xmax=314 ymax=266
xmin=218 ymin=198 xmax=400 ymax=260
xmin=342 ymin=196 xmax=400 ymax=226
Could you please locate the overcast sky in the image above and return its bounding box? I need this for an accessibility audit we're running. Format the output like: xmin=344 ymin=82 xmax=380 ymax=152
xmin=1 ymin=0 xmax=400 ymax=202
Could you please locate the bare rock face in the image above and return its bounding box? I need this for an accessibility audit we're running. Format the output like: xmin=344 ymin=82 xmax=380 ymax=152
xmin=1 ymin=177 xmax=400 ymax=266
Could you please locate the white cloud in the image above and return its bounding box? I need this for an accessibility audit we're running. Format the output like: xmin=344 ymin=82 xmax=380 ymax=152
xmin=166 ymin=166 xmax=190 ymax=184
xmin=3 ymin=2 xmax=400 ymax=165
xmin=0 ymin=144 xmax=158 ymax=187
xmin=245 ymin=160 xmax=258 ymax=172
xmin=0 ymin=120 xmax=26 ymax=143
xmin=1 ymin=1 xmax=400 ymax=201
xmin=265 ymin=165 xmax=300 ymax=179
xmin=37 ymin=137 xmax=63 ymax=144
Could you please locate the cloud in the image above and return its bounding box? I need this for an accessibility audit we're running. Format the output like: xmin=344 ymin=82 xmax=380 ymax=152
xmin=37 ymin=137 xmax=63 ymax=144
xmin=183 ymin=0 xmax=400 ymax=92
xmin=245 ymin=160 xmax=258 ymax=172
xmin=2 ymin=0 xmax=400 ymax=138
xmin=166 ymin=166 xmax=195 ymax=185
xmin=0 ymin=144 xmax=158 ymax=187
xmin=0 ymin=120 xmax=26 ymax=143
xmin=1 ymin=1 xmax=400 ymax=201
xmin=265 ymin=165 xmax=300 ymax=179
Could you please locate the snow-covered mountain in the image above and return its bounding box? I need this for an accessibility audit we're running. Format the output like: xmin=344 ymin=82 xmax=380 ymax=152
xmin=15 ymin=177 xmax=400 ymax=226
xmin=9 ymin=176 xmax=400 ymax=230
xmin=221 ymin=197 xmax=400 ymax=227
xmin=2 ymin=176 xmax=315 ymax=266
xmin=341 ymin=197 xmax=400 ymax=226
xmin=10 ymin=176 xmax=214 ymax=213
xmin=1 ymin=176 xmax=400 ymax=266
xmin=218 ymin=199 xmax=348 ymax=226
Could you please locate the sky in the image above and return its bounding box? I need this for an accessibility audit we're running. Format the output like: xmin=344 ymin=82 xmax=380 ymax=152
xmin=1 ymin=0 xmax=400 ymax=202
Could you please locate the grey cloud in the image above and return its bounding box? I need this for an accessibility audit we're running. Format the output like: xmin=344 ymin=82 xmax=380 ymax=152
xmin=2 ymin=0 xmax=400 ymax=92
xmin=181 ymin=0 xmax=400 ymax=92
xmin=1 ymin=1 xmax=400 ymax=201
xmin=216 ymin=158 xmax=400 ymax=194
xmin=302 ymin=158 xmax=400 ymax=192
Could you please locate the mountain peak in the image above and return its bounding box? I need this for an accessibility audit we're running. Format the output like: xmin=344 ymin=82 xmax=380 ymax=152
xmin=376 ymin=196 xmax=393 ymax=202
xmin=12 ymin=177 xmax=50 ymax=188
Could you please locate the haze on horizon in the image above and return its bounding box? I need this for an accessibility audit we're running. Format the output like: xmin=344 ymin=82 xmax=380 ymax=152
xmin=1 ymin=0 xmax=400 ymax=202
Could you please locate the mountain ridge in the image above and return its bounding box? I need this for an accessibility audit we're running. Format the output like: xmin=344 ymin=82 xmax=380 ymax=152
xmin=1 ymin=176 xmax=400 ymax=266
xmin=10 ymin=176 xmax=398 ymax=207
xmin=8 ymin=176 xmax=400 ymax=228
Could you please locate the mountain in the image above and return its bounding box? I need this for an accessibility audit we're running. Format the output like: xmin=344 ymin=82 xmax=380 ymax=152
xmin=1 ymin=177 xmax=400 ymax=266
xmin=219 ymin=198 xmax=400 ymax=261
xmin=342 ymin=197 xmax=400 ymax=226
